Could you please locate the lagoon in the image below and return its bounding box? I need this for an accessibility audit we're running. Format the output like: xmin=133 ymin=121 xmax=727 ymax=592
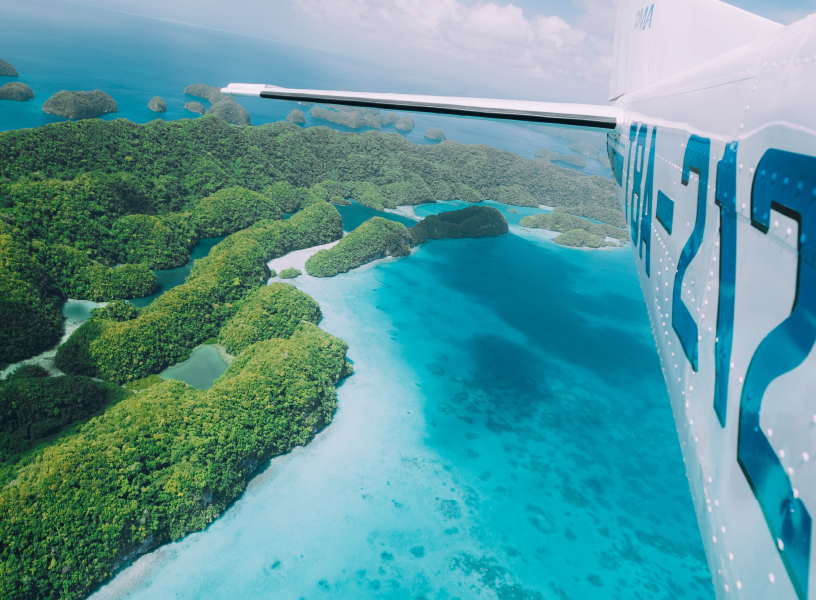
xmin=159 ymin=344 xmax=228 ymax=390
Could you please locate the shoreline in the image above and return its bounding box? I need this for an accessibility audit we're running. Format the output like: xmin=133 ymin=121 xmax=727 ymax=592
xmin=267 ymin=239 xmax=341 ymax=278
xmin=383 ymin=205 xmax=421 ymax=221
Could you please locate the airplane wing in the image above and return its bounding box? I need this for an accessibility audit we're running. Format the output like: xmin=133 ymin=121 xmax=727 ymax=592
xmin=220 ymin=83 xmax=620 ymax=130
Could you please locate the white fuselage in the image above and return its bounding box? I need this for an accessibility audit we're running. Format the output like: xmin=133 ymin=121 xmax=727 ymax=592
xmin=612 ymin=13 xmax=816 ymax=599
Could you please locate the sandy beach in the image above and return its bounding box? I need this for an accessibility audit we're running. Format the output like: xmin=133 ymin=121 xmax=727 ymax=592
xmin=267 ymin=239 xmax=341 ymax=277
xmin=383 ymin=205 xmax=421 ymax=221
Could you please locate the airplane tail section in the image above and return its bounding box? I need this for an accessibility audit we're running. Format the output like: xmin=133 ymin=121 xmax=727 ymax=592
xmin=609 ymin=0 xmax=782 ymax=100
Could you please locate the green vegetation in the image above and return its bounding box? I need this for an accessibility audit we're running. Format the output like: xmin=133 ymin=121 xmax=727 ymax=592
xmin=553 ymin=229 xmax=614 ymax=248
xmin=41 ymin=90 xmax=117 ymax=120
xmin=112 ymin=212 xmax=195 ymax=269
xmin=278 ymin=267 xmax=301 ymax=279
xmin=410 ymin=205 xmax=508 ymax=244
xmin=519 ymin=212 xmax=628 ymax=243
xmin=0 ymin=82 xmax=34 ymax=102
xmin=148 ymin=96 xmax=166 ymax=113
xmin=124 ymin=374 xmax=163 ymax=391
xmin=218 ymin=283 xmax=321 ymax=355
xmin=287 ymin=109 xmax=305 ymax=124
xmin=55 ymin=201 xmax=341 ymax=382
xmin=395 ymin=116 xmax=414 ymax=131
xmin=0 ymin=58 xmax=18 ymax=77
xmin=0 ymin=117 xmax=618 ymax=221
xmin=190 ymin=186 xmax=282 ymax=237
xmin=0 ymin=111 xmax=623 ymax=599
xmin=424 ymin=128 xmax=446 ymax=141
xmin=0 ymin=375 xmax=127 ymax=462
xmin=0 ymin=322 xmax=349 ymax=600
xmin=39 ymin=243 xmax=157 ymax=301
xmin=6 ymin=364 xmax=49 ymax=381
xmin=306 ymin=217 xmax=413 ymax=277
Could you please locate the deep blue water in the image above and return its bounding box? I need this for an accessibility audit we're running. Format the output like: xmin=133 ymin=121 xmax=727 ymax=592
xmin=1 ymin=2 xmax=710 ymax=598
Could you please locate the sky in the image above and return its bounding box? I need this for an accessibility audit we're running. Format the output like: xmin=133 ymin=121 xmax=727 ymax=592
xmin=71 ymin=0 xmax=816 ymax=103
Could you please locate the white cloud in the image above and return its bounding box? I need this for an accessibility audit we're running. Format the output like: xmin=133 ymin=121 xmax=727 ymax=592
xmin=294 ymin=0 xmax=610 ymax=94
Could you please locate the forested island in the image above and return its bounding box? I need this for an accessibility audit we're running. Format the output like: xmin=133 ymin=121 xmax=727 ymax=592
xmin=0 ymin=115 xmax=620 ymax=599
xmin=0 ymin=83 xmax=34 ymax=102
xmin=42 ymin=90 xmax=118 ymax=120
xmin=0 ymin=58 xmax=18 ymax=77
xmin=305 ymin=206 xmax=507 ymax=277
xmin=520 ymin=211 xmax=628 ymax=248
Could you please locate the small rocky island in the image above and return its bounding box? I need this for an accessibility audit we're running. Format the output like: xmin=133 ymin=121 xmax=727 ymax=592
xmin=0 ymin=82 xmax=34 ymax=102
xmin=42 ymin=90 xmax=117 ymax=119
xmin=287 ymin=109 xmax=305 ymax=124
xmin=278 ymin=267 xmax=301 ymax=279
xmin=0 ymin=58 xmax=18 ymax=77
xmin=148 ymin=96 xmax=167 ymax=112
xmin=185 ymin=83 xmax=251 ymax=125
xmin=185 ymin=101 xmax=205 ymax=115
xmin=424 ymin=128 xmax=446 ymax=141
xmin=395 ymin=116 xmax=415 ymax=131
xmin=410 ymin=205 xmax=507 ymax=243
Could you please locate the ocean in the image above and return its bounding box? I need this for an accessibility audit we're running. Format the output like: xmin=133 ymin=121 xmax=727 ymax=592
xmin=2 ymin=1 xmax=712 ymax=598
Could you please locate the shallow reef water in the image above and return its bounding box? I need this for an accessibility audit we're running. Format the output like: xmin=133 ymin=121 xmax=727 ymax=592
xmin=92 ymin=203 xmax=712 ymax=600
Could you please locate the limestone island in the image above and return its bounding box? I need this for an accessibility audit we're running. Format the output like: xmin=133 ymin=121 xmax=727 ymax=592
xmin=411 ymin=205 xmax=507 ymax=243
xmin=185 ymin=101 xmax=205 ymax=115
xmin=310 ymin=106 xmax=365 ymax=129
xmin=0 ymin=82 xmax=34 ymax=102
xmin=42 ymin=90 xmax=117 ymax=120
xmin=206 ymin=98 xmax=251 ymax=126
xmin=287 ymin=109 xmax=305 ymax=124
xmin=306 ymin=206 xmax=508 ymax=277
xmin=424 ymin=128 xmax=446 ymax=141
xmin=148 ymin=96 xmax=167 ymax=112
xmin=185 ymin=84 xmax=251 ymax=125
xmin=395 ymin=116 xmax=415 ymax=131
xmin=520 ymin=212 xmax=628 ymax=248
xmin=0 ymin=58 xmax=18 ymax=77
xmin=278 ymin=267 xmax=301 ymax=279
xmin=184 ymin=83 xmax=226 ymax=104
xmin=306 ymin=217 xmax=413 ymax=277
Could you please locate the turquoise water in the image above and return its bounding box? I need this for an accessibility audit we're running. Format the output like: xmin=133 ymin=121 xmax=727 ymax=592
xmin=159 ymin=345 xmax=228 ymax=390
xmin=62 ymin=299 xmax=103 ymax=323
xmin=336 ymin=200 xmax=417 ymax=232
xmin=0 ymin=0 xmax=611 ymax=177
xmin=92 ymin=204 xmax=711 ymax=600
xmin=130 ymin=237 xmax=225 ymax=308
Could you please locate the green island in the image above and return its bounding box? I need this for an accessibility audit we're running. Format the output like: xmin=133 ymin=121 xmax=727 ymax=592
xmin=0 ymin=83 xmax=34 ymax=102
xmin=42 ymin=90 xmax=118 ymax=120
xmin=410 ymin=205 xmax=508 ymax=244
xmin=306 ymin=217 xmax=413 ymax=277
xmin=0 ymin=115 xmax=619 ymax=599
xmin=520 ymin=211 xmax=628 ymax=248
xmin=278 ymin=267 xmax=301 ymax=279
xmin=306 ymin=206 xmax=507 ymax=277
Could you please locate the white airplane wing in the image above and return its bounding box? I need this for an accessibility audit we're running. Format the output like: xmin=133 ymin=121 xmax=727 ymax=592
xmin=221 ymin=83 xmax=620 ymax=129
